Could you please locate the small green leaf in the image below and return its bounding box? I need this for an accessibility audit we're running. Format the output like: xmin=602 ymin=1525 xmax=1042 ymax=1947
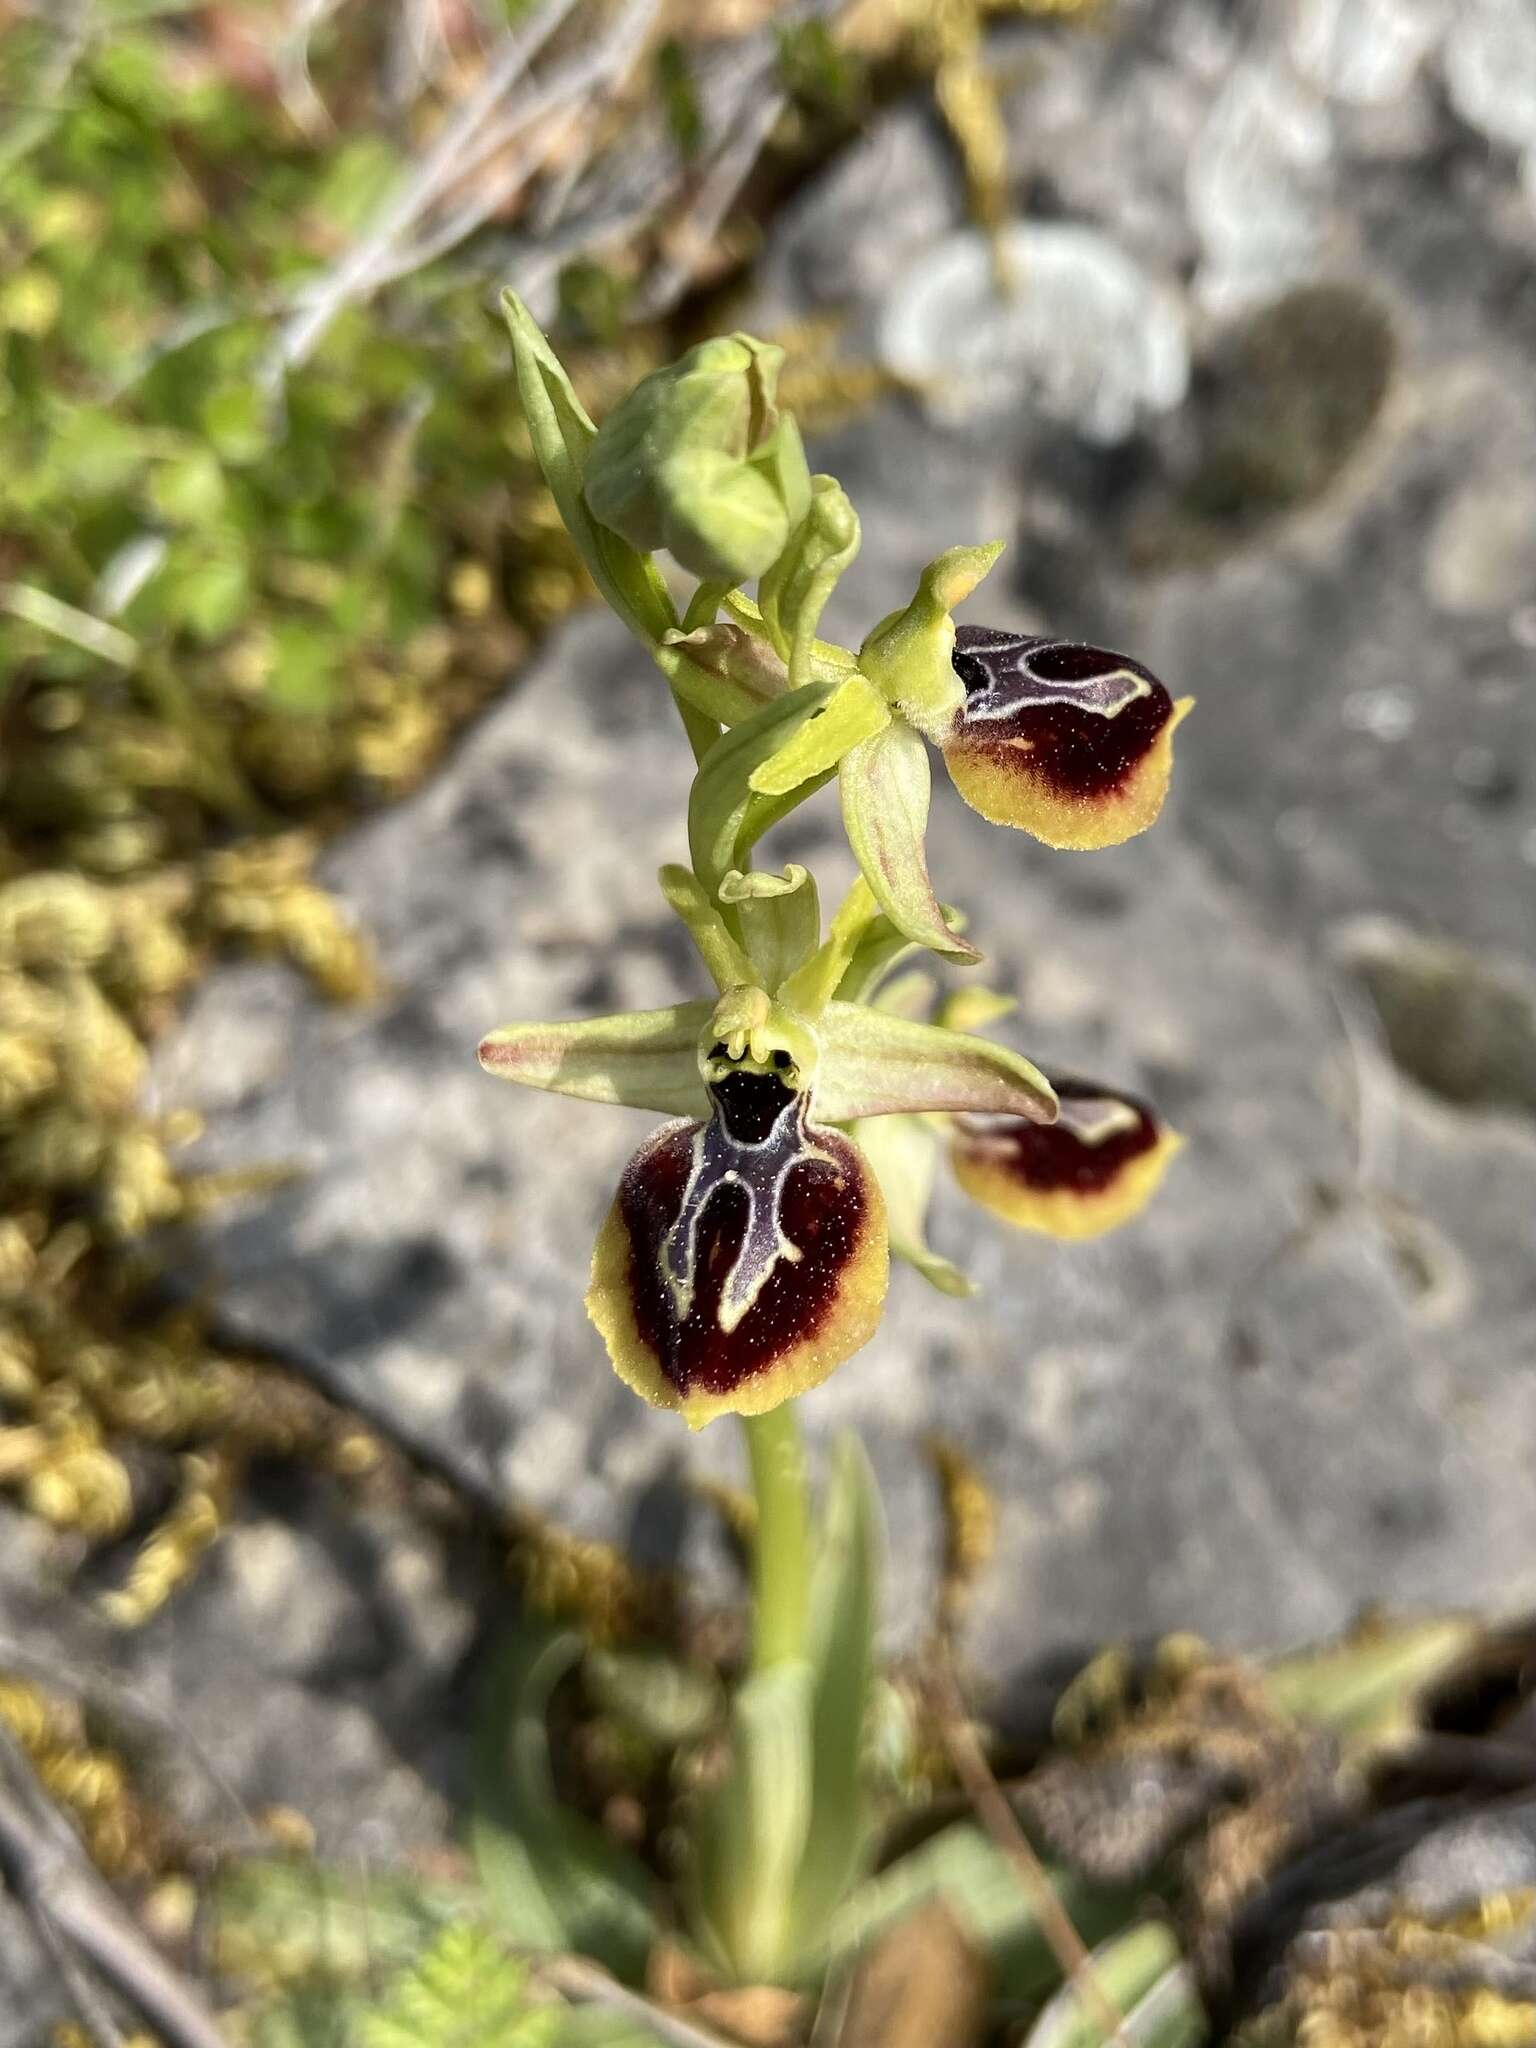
xmin=1264 ymin=1616 xmax=1480 ymax=1750
xmin=718 ymin=865 xmax=820 ymax=994
xmin=1022 ymin=1922 xmax=1205 ymax=2048
xmin=472 ymin=1622 xmax=658 ymax=1980
xmin=840 ymin=719 xmax=980 ymax=964
xmin=822 ymin=1822 xmax=1133 ymax=2002
xmin=360 ymin=1923 xmax=555 ymax=2048
xmin=687 ymin=1660 xmax=815 ymax=1984
xmin=853 ymin=1114 xmax=972 ymax=1296
xmin=147 ymin=446 xmax=226 ymax=525
xmin=501 ymin=292 xmax=675 ymax=649
xmin=747 ymin=670 xmax=890 ymax=799
xmin=200 ymin=380 xmax=271 ymax=464
xmin=759 ymin=475 xmax=860 ymax=687
xmin=814 ymin=1002 xmax=1057 ymax=1124
xmin=478 ymin=1003 xmax=712 ymax=1117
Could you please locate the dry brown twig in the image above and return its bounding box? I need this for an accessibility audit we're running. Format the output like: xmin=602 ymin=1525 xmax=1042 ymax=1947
xmin=0 ymin=1725 xmax=225 ymax=2048
xmin=934 ymin=1643 xmax=1130 ymax=2045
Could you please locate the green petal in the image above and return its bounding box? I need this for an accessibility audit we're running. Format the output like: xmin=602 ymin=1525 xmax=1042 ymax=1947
xmin=477 ymin=1003 xmax=712 ymax=1116
xmin=778 ymin=877 xmax=883 ymax=1019
xmin=719 ymin=865 xmax=821 ymax=995
xmin=499 ymin=292 xmax=674 ymax=648
xmin=748 ymin=670 xmax=891 ymax=799
xmin=839 ymin=717 xmax=980 ymax=964
xmin=688 ymin=682 xmax=841 ymax=894
xmin=854 ymin=1113 xmax=973 ymax=1297
xmin=758 ymin=475 xmax=861 ymax=688
xmin=815 ymin=1002 xmax=1056 ymax=1124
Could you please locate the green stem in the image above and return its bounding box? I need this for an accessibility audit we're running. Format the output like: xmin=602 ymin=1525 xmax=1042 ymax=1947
xmin=741 ymin=1402 xmax=811 ymax=1671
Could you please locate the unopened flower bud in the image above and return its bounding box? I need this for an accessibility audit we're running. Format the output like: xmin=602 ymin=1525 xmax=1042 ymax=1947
xmin=584 ymin=335 xmax=812 ymax=584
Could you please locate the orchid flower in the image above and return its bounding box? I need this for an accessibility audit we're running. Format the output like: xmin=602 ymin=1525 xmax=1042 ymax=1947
xmin=480 ymin=872 xmax=1056 ymax=1429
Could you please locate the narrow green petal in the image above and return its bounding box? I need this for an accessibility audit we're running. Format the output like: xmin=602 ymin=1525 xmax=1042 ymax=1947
xmin=688 ymin=682 xmax=840 ymax=893
xmin=748 ymin=671 xmax=890 ymax=800
xmin=658 ymin=864 xmax=757 ymax=991
xmin=477 ymin=1003 xmax=712 ymax=1116
xmin=839 ymin=718 xmax=980 ymax=964
xmin=500 ymin=292 xmax=674 ymax=648
xmin=815 ymin=1002 xmax=1056 ymax=1124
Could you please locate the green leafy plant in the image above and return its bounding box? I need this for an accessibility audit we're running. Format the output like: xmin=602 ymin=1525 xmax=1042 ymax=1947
xmin=475 ymin=301 xmax=1194 ymax=1990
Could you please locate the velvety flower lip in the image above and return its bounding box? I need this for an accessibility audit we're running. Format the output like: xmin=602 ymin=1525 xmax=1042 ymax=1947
xmin=949 ymin=1075 xmax=1182 ymax=1240
xmin=586 ymin=1066 xmax=888 ymax=1430
xmin=941 ymin=625 xmax=1192 ymax=850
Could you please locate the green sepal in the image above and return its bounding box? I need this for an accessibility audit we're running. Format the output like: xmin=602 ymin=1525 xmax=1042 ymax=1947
xmin=657 ymin=864 xmax=756 ymax=991
xmin=685 ymin=1660 xmax=815 ymax=1984
xmin=747 ymin=670 xmax=891 ymax=799
xmin=853 ymin=1112 xmax=973 ymax=1296
xmin=788 ymin=1436 xmax=883 ymax=1944
xmin=723 ymin=590 xmax=859 ymax=683
xmin=500 ymin=293 xmax=675 ymax=649
xmin=840 ymin=717 xmax=980 ymax=964
xmin=477 ymin=1003 xmax=711 ymax=1117
xmin=858 ymin=540 xmax=1005 ymax=739
xmin=688 ymin=682 xmax=841 ymax=893
xmin=815 ymin=1001 xmax=1057 ymax=1124
xmin=582 ymin=333 xmax=811 ymax=584
xmin=759 ymin=475 xmax=861 ymax=687
xmin=718 ymin=865 xmax=820 ymax=995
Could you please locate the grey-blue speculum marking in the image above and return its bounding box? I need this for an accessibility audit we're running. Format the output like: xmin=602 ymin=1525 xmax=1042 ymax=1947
xmin=661 ymin=1066 xmax=836 ymax=1334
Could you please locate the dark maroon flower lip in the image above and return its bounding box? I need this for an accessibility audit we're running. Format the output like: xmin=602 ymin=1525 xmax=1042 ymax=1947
xmin=949 ymin=627 xmax=1173 ymax=799
xmin=950 ymin=1075 xmax=1181 ymax=1239
xmin=940 ymin=626 xmax=1190 ymax=847
xmin=585 ymin=1066 xmax=889 ymax=1428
